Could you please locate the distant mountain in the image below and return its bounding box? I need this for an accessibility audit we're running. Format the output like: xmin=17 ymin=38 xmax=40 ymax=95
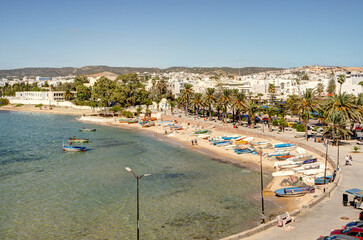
xmin=0 ymin=66 xmax=282 ymax=78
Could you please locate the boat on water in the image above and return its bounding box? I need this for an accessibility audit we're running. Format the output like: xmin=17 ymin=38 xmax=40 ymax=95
xmin=315 ymin=175 xmax=332 ymax=185
xmin=79 ymin=128 xmax=96 ymax=132
xmin=275 ymin=186 xmax=315 ymax=197
xmin=63 ymin=145 xmax=87 ymax=152
xmin=69 ymin=138 xmax=90 ymax=143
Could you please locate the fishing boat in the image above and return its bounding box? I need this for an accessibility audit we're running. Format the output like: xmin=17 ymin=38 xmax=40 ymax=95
xmin=119 ymin=118 xmax=129 ymax=123
xmin=293 ymin=162 xmax=323 ymax=172
xmin=195 ymin=130 xmax=208 ymax=134
xmin=275 ymin=186 xmax=315 ymax=197
xmin=213 ymin=141 xmax=230 ymax=146
xmin=234 ymin=148 xmax=254 ymax=154
xmin=127 ymin=120 xmax=138 ymax=124
xmin=141 ymin=121 xmax=155 ymax=128
xmin=314 ymin=175 xmax=332 ymax=185
xmin=272 ymin=170 xmax=295 ymax=177
xmin=274 ymin=143 xmax=296 ymax=148
xmin=257 ymin=140 xmax=270 ymax=145
xmin=224 ymin=144 xmax=237 ymax=150
xmin=267 ymin=151 xmax=290 ymax=157
xmin=69 ymin=138 xmax=90 ymax=143
xmin=63 ymin=145 xmax=87 ymax=152
xmin=276 ymin=154 xmax=293 ymax=160
xmin=79 ymin=128 xmax=96 ymax=132
xmin=222 ymin=135 xmax=240 ymax=140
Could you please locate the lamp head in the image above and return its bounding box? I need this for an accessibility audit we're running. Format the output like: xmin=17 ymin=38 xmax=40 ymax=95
xmin=144 ymin=174 xmax=151 ymax=177
xmin=125 ymin=167 xmax=132 ymax=172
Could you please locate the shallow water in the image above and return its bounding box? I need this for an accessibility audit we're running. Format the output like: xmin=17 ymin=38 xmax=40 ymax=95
xmin=0 ymin=111 xmax=274 ymax=239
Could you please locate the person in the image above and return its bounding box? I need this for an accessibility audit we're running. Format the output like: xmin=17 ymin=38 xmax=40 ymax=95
xmin=345 ymin=155 xmax=350 ymax=166
xmin=195 ymin=139 xmax=198 ymax=145
xmin=191 ymin=140 xmax=194 ymax=145
xmin=349 ymin=155 xmax=353 ymax=165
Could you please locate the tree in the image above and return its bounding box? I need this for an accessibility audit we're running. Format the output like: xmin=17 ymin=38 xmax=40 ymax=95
xmin=337 ymin=74 xmax=346 ymax=95
xmin=296 ymin=88 xmax=319 ymax=140
xmin=264 ymin=105 xmax=278 ymax=132
xmin=92 ymin=77 xmax=116 ymax=107
xmin=204 ymin=88 xmax=216 ymax=120
xmin=245 ymin=100 xmax=259 ymax=128
xmin=181 ymin=83 xmax=193 ymax=116
xmin=327 ymin=78 xmax=336 ymax=95
xmin=231 ymin=91 xmax=246 ymax=124
xmin=220 ymin=88 xmax=232 ymax=122
xmin=316 ymin=83 xmax=324 ymax=98
xmin=191 ymin=93 xmax=203 ymax=116
xmin=323 ymin=111 xmax=351 ymax=169
xmin=74 ymin=75 xmax=89 ymax=86
xmin=167 ymin=99 xmax=176 ymax=115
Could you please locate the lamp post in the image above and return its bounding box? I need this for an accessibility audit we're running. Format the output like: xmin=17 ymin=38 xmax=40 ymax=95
xmin=323 ymin=139 xmax=329 ymax=185
xmin=256 ymin=147 xmax=265 ymax=223
xmin=125 ymin=167 xmax=150 ymax=240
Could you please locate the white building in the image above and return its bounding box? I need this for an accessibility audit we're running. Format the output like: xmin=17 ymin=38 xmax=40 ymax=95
xmin=15 ymin=91 xmax=65 ymax=101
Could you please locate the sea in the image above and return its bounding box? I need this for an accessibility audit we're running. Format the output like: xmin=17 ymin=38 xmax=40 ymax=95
xmin=0 ymin=111 xmax=275 ymax=240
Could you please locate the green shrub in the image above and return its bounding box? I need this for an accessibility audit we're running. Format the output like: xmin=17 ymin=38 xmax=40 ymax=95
xmin=110 ymin=106 xmax=122 ymax=112
xmin=15 ymin=104 xmax=24 ymax=107
xmin=136 ymin=107 xmax=142 ymax=116
xmin=272 ymin=119 xmax=279 ymax=126
xmin=35 ymin=104 xmax=43 ymax=108
xmin=121 ymin=110 xmax=133 ymax=118
xmin=292 ymin=123 xmax=297 ymax=129
xmin=0 ymin=98 xmax=9 ymax=106
xmin=296 ymin=124 xmax=305 ymax=132
xmin=279 ymin=118 xmax=288 ymax=127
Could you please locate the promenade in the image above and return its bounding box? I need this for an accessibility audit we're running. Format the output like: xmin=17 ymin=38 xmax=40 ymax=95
xmin=168 ymin=113 xmax=362 ymax=239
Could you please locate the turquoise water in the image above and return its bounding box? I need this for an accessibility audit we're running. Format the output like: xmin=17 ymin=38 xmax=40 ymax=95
xmin=0 ymin=111 xmax=273 ymax=239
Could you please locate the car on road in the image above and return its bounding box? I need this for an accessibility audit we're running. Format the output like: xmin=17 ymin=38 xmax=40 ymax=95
xmin=330 ymin=227 xmax=363 ymax=239
xmin=317 ymin=234 xmax=360 ymax=239
xmin=345 ymin=221 xmax=363 ymax=229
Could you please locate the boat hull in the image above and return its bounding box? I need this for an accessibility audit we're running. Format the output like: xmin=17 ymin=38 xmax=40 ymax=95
xmin=79 ymin=128 xmax=96 ymax=132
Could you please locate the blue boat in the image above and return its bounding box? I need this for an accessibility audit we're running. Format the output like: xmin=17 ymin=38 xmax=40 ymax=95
xmin=222 ymin=136 xmax=240 ymax=140
xmin=315 ymin=175 xmax=332 ymax=185
xmin=274 ymin=143 xmax=296 ymax=148
xmin=234 ymin=148 xmax=254 ymax=154
xmin=213 ymin=141 xmax=230 ymax=146
xmin=303 ymin=158 xmax=317 ymax=164
xmin=275 ymin=186 xmax=315 ymax=197
xmin=63 ymin=146 xmax=87 ymax=152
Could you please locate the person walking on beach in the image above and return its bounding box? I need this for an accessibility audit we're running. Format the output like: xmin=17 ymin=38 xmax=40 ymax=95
xmin=349 ymin=155 xmax=353 ymax=165
xmin=194 ymin=139 xmax=198 ymax=145
xmin=345 ymin=155 xmax=350 ymax=166
xmin=191 ymin=139 xmax=194 ymax=146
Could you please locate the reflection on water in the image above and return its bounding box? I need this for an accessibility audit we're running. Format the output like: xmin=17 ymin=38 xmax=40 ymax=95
xmin=0 ymin=111 xmax=276 ymax=239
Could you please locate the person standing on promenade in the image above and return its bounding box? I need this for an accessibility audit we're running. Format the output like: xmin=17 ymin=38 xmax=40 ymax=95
xmin=349 ymin=155 xmax=353 ymax=165
xmin=345 ymin=155 xmax=350 ymax=166
xmin=191 ymin=139 xmax=194 ymax=145
xmin=195 ymin=139 xmax=198 ymax=145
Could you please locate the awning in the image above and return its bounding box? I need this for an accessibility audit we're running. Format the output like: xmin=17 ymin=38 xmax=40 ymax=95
xmin=346 ymin=188 xmax=363 ymax=198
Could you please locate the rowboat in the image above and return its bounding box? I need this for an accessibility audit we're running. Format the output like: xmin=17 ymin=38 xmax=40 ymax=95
xmin=267 ymin=151 xmax=290 ymax=157
xmin=119 ymin=119 xmax=129 ymax=123
xmin=79 ymin=128 xmax=96 ymax=132
xmin=63 ymin=146 xmax=87 ymax=152
xmin=234 ymin=148 xmax=254 ymax=154
xmin=276 ymin=154 xmax=293 ymax=160
xmin=195 ymin=130 xmax=208 ymax=134
xmin=69 ymin=138 xmax=90 ymax=143
xmin=314 ymin=175 xmax=332 ymax=185
xmin=275 ymin=186 xmax=315 ymax=197
xmin=272 ymin=170 xmax=295 ymax=177
xmin=274 ymin=143 xmax=296 ymax=148
xmin=293 ymin=162 xmax=323 ymax=172
xmin=213 ymin=141 xmax=231 ymax=146
xmin=257 ymin=140 xmax=270 ymax=145
xmin=127 ymin=120 xmax=138 ymax=124
xmin=224 ymin=144 xmax=237 ymax=150
xmin=222 ymin=135 xmax=240 ymax=140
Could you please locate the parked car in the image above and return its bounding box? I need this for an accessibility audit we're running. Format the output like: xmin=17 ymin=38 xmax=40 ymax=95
xmin=345 ymin=221 xmax=363 ymax=229
xmin=317 ymin=234 xmax=360 ymax=240
xmin=330 ymin=227 xmax=363 ymax=239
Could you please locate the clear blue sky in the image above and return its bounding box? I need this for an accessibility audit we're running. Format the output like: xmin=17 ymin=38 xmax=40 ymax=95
xmin=0 ymin=0 xmax=362 ymax=70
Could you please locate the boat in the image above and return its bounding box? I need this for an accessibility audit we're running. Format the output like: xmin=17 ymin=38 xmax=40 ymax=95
xmin=222 ymin=135 xmax=240 ymax=140
xmin=276 ymin=154 xmax=293 ymax=160
xmin=119 ymin=118 xmax=129 ymax=123
xmin=69 ymin=138 xmax=90 ymax=143
xmin=267 ymin=151 xmax=290 ymax=157
xmin=274 ymin=143 xmax=296 ymax=148
xmin=195 ymin=130 xmax=208 ymax=134
xmin=234 ymin=148 xmax=254 ymax=154
xmin=315 ymin=175 xmax=332 ymax=185
xmin=63 ymin=145 xmax=87 ymax=152
xmin=213 ymin=141 xmax=230 ymax=146
xmin=301 ymin=168 xmax=324 ymax=176
xmin=224 ymin=144 xmax=237 ymax=150
xmin=142 ymin=121 xmax=155 ymax=127
xmin=257 ymin=140 xmax=270 ymax=145
xmin=127 ymin=120 xmax=138 ymax=124
xmin=275 ymin=186 xmax=315 ymax=197
xmin=79 ymin=128 xmax=96 ymax=132
xmin=293 ymin=162 xmax=323 ymax=172
xmin=272 ymin=170 xmax=295 ymax=177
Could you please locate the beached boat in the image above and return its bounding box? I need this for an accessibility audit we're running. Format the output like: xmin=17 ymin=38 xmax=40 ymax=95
xmin=222 ymin=135 xmax=240 ymax=140
xmin=274 ymin=143 xmax=296 ymax=148
xmin=224 ymin=144 xmax=237 ymax=150
xmin=79 ymin=128 xmax=96 ymax=132
xmin=275 ymin=186 xmax=315 ymax=197
xmin=293 ymin=162 xmax=323 ymax=172
xmin=314 ymin=175 xmax=332 ymax=185
xmin=69 ymin=138 xmax=90 ymax=143
xmin=301 ymin=168 xmax=324 ymax=176
xmin=267 ymin=151 xmax=290 ymax=157
xmin=272 ymin=170 xmax=295 ymax=177
xmin=276 ymin=154 xmax=293 ymax=160
xmin=119 ymin=118 xmax=129 ymax=123
xmin=234 ymin=148 xmax=254 ymax=154
xmin=195 ymin=130 xmax=208 ymax=134
xmin=197 ymin=134 xmax=210 ymax=139
xmin=213 ymin=141 xmax=230 ymax=146
xmin=127 ymin=120 xmax=138 ymax=124
xmin=63 ymin=145 xmax=87 ymax=152
xmin=257 ymin=140 xmax=270 ymax=145
xmin=142 ymin=121 xmax=155 ymax=128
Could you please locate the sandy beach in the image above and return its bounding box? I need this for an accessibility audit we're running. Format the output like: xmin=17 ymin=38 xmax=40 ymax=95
xmin=1 ymin=104 xmax=334 ymax=221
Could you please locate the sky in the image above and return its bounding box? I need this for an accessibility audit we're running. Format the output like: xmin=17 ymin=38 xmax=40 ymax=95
xmin=0 ymin=0 xmax=362 ymax=70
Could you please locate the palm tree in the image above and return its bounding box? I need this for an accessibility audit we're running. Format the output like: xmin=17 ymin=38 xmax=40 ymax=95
xmin=231 ymin=91 xmax=246 ymax=125
xmin=296 ymin=88 xmax=319 ymax=140
xmin=181 ymin=83 xmax=193 ymax=116
xmin=323 ymin=111 xmax=351 ymax=169
xmin=220 ymin=88 xmax=233 ymax=122
xmin=191 ymin=93 xmax=203 ymax=116
xmin=245 ymin=100 xmax=259 ymax=128
xmin=204 ymin=88 xmax=216 ymax=120
xmin=168 ymin=99 xmax=176 ymax=115
xmin=324 ymin=93 xmax=361 ymax=131
xmin=264 ymin=105 xmax=278 ymax=132
xmin=337 ymin=74 xmax=346 ymax=95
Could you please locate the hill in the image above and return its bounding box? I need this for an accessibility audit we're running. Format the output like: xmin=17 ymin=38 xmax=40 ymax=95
xmin=0 ymin=66 xmax=282 ymax=78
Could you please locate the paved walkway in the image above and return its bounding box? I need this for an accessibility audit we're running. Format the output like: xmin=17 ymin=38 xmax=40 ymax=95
xmin=168 ymin=113 xmax=363 ymax=239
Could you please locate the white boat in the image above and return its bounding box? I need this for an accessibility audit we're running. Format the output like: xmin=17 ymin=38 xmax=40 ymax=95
xmin=274 ymin=146 xmax=296 ymax=152
xmin=301 ymin=168 xmax=324 ymax=176
xmin=243 ymin=137 xmax=255 ymax=142
xmin=197 ymin=134 xmax=210 ymax=139
xmin=257 ymin=140 xmax=270 ymax=145
xmin=296 ymin=147 xmax=307 ymax=154
xmin=284 ymin=154 xmax=312 ymax=162
xmin=279 ymin=162 xmax=303 ymax=169
xmin=274 ymin=160 xmax=296 ymax=168
xmin=272 ymin=171 xmax=295 ymax=177
xmin=268 ymin=150 xmax=290 ymax=157
xmin=293 ymin=163 xmax=323 ymax=172
xmin=235 ymin=136 xmax=247 ymax=141
xmin=224 ymin=144 xmax=237 ymax=150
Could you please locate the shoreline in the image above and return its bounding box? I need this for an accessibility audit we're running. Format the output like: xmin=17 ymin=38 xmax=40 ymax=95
xmin=1 ymin=105 xmax=334 ymax=236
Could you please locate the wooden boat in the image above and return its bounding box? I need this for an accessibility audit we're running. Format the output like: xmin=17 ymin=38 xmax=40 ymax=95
xmin=195 ymin=130 xmax=208 ymax=134
xmin=276 ymin=154 xmax=292 ymax=160
xmin=127 ymin=120 xmax=138 ymax=124
xmin=257 ymin=140 xmax=270 ymax=145
xmin=272 ymin=170 xmax=295 ymax=177
xmin=213 ymin=141 xmax=230 ymax=146
xmin=142 ymin=121 xmax=155 ymax=128
xmin=222 ymin=135 xmax=240 ymax=140
xmin=119 ymin=119 xmax=128 ymax=123
xmin=274 ymin=143 xmax=296 ymax=148
xmin=275 ymin=186 xmax=315 ymax=197
xmin=267 ymin=151 xmax=290 ymax=157
xmin=314 ymin=175 xmax=332 ymax=185
xmin=234 ymin=148 xmax=254 ymax=154
xmin=63 ymin=146 xmax=87 ymax=152
xmin=79 ymin=128 xmax=96 ymax=132
xmin=69 ymin=138 xmax=90 ymax=143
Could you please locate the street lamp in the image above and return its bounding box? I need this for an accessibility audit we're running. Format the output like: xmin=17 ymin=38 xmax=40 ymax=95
xmin=323 ymin=139 xmax=329 ymax=186
xmin=125 ymin=167 xmax=151 ymax=240
xmin=255 ymin=147 xmax=265 ymax=224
